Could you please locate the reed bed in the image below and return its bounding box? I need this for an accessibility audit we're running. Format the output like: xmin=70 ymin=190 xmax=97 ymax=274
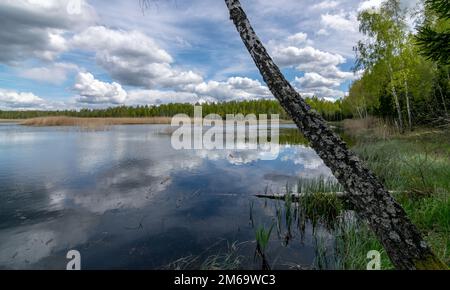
xmin=342 ymin=116 xmax=398 ymax=140
xmin=20 ymin=116 xmax=172 ymax=127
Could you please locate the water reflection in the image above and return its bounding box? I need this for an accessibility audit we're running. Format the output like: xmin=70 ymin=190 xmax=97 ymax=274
xmin=0 ymin=124 xmax=334 ymax=269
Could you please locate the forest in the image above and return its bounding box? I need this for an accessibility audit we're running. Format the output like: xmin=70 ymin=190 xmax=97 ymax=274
xmin=0 ymin=98 xmax=346 ymax=121
xmin=343 ymin=0 xmax=449 ymax=130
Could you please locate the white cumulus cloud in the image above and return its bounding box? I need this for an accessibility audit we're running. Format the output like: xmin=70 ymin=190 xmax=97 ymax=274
xmin=127 ymin=90 xmax=214 ymax=105
xmin=358 ymin=0 xmax=384 ymax=12
xmin=185 ymin=77 xmax=272 ymax=102
xmin=74 ymin=72 xmax=127 ymax=104
xmin=295 ymin=73 xmax=341 ymax=88
xmin=312 ymin=1 xmax=340 ymax=10
xmin=269 ymin=32 xmax=358 ymax=100
xmin=286 ymin=32 xmax=309 ymax=45
xmin=71 ymin=26 xmax=203 ymax=89
xmin=0 ymin=0 xmax=94 ymax=64
xmin=73 ymin=72 xmax=271 ymax=106
xmin=0 ymin=88 xmax=47 ymax=109
xmin=321 ymin=12 xmax=358 ymax=33
xmin=274 ymin=45 xmax=345 ymax=68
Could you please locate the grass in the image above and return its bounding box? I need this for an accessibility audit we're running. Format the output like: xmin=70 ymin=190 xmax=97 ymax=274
xmin=255 ymin=225 xmax=273 ymax=253
xmin=278 ymin=128 xmax=309 ymax=145
xmin=333 ymin=218 xmax=393 ymax=270
xmin=353 ymin=131 xmax=450 ymax=191
xmin=201 ymin=244 xmax=243 ymax=270
xmin=295 ymin=179 xmax=344 ymax=231
xmin=255 ymin=178 xmax=345 ymax=243
xmin=346 ymin=123 xmax=450 ymax=268
xmin=20 ymin=116 xmax=172 ymax=127
xmin=398 ymin=191 xmax=450 ymax=265
xmin=164 ymin=240 xmax=244 ymax=270
xmin=255 ymin=225 xmax=274 ymax=270
xmin=342 ymin=116 xmax=399 ymax=140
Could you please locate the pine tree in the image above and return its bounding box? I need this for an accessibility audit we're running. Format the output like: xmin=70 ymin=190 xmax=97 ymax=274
xmin=416 ymin=0 xmax=450 ymax=64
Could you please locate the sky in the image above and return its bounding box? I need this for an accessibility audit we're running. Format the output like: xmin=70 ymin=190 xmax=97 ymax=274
xmin=0 ymin=0 xmax=420 ymax=110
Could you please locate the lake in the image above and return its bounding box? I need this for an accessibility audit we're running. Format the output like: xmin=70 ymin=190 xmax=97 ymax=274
xmin=0 ymin=123 xmax=337 ymax=269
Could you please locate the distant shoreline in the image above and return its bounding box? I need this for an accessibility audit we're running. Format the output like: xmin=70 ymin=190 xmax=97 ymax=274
xmin=0 ymin=119 xmax=25 ymax=123
xmin=12 ymin=116 xmax=172 ymax=127
xmin=0 ymin=116 xmax=294 ymax=127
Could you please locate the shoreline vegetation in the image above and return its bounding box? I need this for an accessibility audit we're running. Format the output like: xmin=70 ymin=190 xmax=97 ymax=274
xmin=18 ymin=116 xmax=173 ymax=127
xmin=0 ymin=119 xmax=25 ymax=123
xmin=0 ymin=99 xmax=347 ymax=122
xmin=340 ymin=119 xmax=449 ymax=269
xmin=0 ymin=116 xmax=295 ymax=127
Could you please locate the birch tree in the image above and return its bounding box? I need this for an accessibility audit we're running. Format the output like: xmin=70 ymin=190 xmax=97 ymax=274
xmin=355 ymin=0 xmax=408 ymax=132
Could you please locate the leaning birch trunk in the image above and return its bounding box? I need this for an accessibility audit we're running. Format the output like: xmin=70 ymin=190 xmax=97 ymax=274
xmin=224 ymin=0 xmax=446 ymax=270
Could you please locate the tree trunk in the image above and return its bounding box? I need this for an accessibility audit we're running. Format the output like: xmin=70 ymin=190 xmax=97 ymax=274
xmin=404 ymin=76 xmax=412 ymax=131
xmin=437 ymin=84 xmax=448 ymax=117
xmin=356 ymin=106 xmax=364 ymax=119
xmin=388 ymin=64 xmax=404 ymax=133
xmin=224 ymin=0 xmax=446 ymax=270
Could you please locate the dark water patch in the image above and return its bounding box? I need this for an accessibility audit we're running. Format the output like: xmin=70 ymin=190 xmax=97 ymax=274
xmin=0 ymin=124 xmax=336 ymax=269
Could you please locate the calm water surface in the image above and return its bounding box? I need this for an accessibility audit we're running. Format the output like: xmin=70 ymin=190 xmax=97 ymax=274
xmin=0 ymin=123 xmax=335 ymax=269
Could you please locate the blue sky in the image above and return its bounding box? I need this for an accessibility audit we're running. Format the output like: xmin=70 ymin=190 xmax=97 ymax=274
xmin=0 ymin=0 xmax=420 ymax=110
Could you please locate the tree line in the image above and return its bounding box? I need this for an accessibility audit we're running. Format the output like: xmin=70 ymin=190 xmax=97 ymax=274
xmin=0 ymin=98 xmax=348 ymax=121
